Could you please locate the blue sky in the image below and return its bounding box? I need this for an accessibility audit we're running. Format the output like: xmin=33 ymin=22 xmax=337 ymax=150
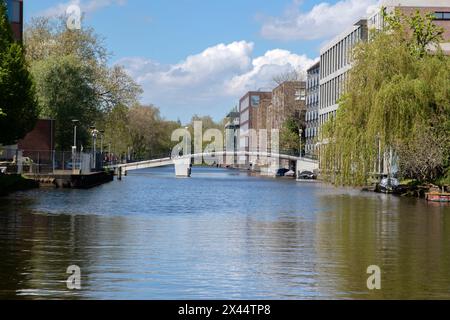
xmin=24 ymin=0 xmax=379 ymax=123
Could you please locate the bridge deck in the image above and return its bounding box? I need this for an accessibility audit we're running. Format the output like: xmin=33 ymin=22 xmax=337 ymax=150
xmin=110 ymin=151 xmax=318 ymax=173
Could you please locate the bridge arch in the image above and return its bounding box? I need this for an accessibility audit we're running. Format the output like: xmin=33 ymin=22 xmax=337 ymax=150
xmin=112 ymin=151 xmax=318 ymax=178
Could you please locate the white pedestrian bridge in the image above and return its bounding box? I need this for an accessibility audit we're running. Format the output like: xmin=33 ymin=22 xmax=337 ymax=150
xmin=108 ymin=151 xmax=318 ymax=178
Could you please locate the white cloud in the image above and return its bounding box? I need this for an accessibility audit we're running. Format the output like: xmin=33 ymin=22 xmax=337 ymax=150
xmin=261 ymin=0 xmax=381 ymax=41
xmin=116 ymin=41 xmax=316 ymax=121
xmin=38 ymin=0 xmax=127 ymax=17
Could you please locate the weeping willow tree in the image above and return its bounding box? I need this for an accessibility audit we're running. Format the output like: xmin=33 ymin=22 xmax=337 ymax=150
xmin=321 ymin=9 xmax=450 ymax=186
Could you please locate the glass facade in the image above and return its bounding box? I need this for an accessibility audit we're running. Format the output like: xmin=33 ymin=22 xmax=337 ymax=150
xmin=318 ymin=20 xmax=368 ymax=129
xmin=305 ymin=62 xmax=320 ymax=156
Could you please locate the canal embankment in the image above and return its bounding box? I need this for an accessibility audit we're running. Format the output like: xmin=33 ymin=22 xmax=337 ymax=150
xmin=24 ymin=170 xmax=115 ymax=189
xmin=0 ymin=174 xmax=39 ymax=196
xmin=0 ymin=171 xmax=115 ymax=196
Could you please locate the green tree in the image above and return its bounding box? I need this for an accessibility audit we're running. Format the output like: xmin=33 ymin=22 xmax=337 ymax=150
xmin=31 ymin=55 xmax=99 ymax=150
xmin=382 ymin=9 xmax=444 ymax=58
xmin=0 ymin=2 xmax=38 ymax=145
xmin=101 ymin=104 xmax=182 ymax=159
xmin=280 ymin=118 xmax=301 ymax=155
xmin=24 ymin=16 xmax=142 ymax=150
xmin=321 ymin=10 xmax=450 ymax=185
xmin=25 ymin=17 xmax=142 ymax=113
xmin=102 ymin=104 xmax=131 ymax=156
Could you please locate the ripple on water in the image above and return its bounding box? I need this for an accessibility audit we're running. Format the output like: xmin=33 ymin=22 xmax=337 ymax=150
xmin=1 ymin=167 xmax=450 ymax=299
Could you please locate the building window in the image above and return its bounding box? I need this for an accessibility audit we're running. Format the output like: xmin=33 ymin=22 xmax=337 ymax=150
xmin=240 ymin=96 xmax=249 ymax=112
xmin=295 ymin=89 xmax=306 ymax=101
xmin=434 ymin=12 xmax=450 ymax=20
xmin=6 ymin=0 xmax=21 ymax=23
xmin=250 ymin=95 xmax=260 ymax=107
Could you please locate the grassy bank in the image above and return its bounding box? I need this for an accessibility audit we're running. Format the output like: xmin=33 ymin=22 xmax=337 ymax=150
xmin=0 ymin=174 xmax=39 ymax=196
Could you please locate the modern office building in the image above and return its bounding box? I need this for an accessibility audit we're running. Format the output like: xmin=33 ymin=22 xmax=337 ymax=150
xmin=318 ymin=0 xmax=450 ymax=134
xmin=316 ymin=0 xmax=450 ymax=173
xmin=5 ymin=0 xmax=23 ymax=42
xmin=318 ymin=19 xmax=368 ymax=129
xmin=305 ymin=61 xmax=320 ymax=157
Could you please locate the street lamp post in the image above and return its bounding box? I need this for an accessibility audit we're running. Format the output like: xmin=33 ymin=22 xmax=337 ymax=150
xmin=108 ymin=142 xmax=112 ymax=166
xmin=72 ymin=120 xmax=79 ymax=172
xmin=72 ymin=120 xmax=79 ymax=149
xmin=299 ymin=128 xmax=303 ymax=158
xmin=90 ymin=126 xmax=99 ymax=170
xmin=99 ymin=130 xmax=105 ymax=167
xmin=100 ymin=130 xmax=105 ymax=154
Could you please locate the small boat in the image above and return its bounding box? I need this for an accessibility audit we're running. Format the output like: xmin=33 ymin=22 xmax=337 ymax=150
xmin=377 ymin=177 xmax=399 ymax=194
xmin=426 ymin=192 xmax=450 ymax=203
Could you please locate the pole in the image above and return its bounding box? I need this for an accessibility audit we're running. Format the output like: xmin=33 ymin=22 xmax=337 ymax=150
xmin=73 ymin=125 xmax=77 ymax=172
xmin=93 ymin=135 xmax=97 ymax=169
xmin=73 ymin=125 xmax=77 ymax=149
xmin=299 ymin=128 xmax=303 ymax=158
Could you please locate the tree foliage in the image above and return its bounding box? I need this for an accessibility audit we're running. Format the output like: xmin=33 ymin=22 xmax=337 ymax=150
xmin=280 ymin=118 xmax=300 ymax=155
xmin=25 ymin=16 xmax=142 ymax=150
xmin=31 ymin=54 xmax=99 ymax=150
xmin=321 ymin=10 xmax=450 ymax=185
xmin=102 ymin=104 xmax=182 ymax=159
xmin=396 ymin=125 xmax=450 ymax=182
xmin=273 ymin=69 xmax=305 ymax=86
xmin=0 ymin=1 xmax=38 ymax=145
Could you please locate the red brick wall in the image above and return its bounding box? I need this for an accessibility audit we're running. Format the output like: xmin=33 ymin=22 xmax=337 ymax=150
xmin=10 ymin=22 xmax=22 ymax=42
xmin=18 ymin=119 xmax=55 ymax=155
xmin=8 ymin=0 xmax=23 ymax=42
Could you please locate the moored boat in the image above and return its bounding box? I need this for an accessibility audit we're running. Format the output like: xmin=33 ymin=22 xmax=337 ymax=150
xmin=426 ymin=192 xmax=450 ymax=203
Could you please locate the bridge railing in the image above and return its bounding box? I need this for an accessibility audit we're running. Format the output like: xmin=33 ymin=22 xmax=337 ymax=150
xmin=112 ymin=148 xmax=318 ymax=170
xmin=170 ymin=148 xmax=303 ymax=158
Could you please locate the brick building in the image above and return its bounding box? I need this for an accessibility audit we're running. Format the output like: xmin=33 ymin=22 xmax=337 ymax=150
xmin=18 ymin=120 xmax=55 ymax=158
xmin=266 ymin=81 xmax=306 ymax=136
xmin=5 ymin=0 xmax=23 ymax=42
xmin=238 ymin=91 xmax=272 ymax=164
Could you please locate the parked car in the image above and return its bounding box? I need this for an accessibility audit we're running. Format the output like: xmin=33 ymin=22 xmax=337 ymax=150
xmin=298 ymin=171 xmax=317 ymax=180
xmin=65 ymin=161 xmax=83 ymax=170
xmin=276 ymin=168 xmax=290 ymax=177
xmin=284 ymin=170 xmax=295 ymax=177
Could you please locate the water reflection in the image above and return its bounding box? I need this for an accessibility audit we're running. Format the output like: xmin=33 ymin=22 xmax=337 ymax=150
xmin=0 ymin=167 xmax=449 ymax=299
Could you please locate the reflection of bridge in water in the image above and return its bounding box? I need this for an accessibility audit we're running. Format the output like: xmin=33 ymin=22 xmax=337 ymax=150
xmin=109 ymin=151 xmax=319 ymax=178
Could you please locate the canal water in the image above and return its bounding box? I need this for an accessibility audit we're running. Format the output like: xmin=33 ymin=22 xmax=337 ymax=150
xmin=0 ymin=167 xmax=449 ymax=299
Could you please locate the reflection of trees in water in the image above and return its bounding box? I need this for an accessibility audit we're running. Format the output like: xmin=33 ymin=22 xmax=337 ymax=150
xmin=314 ymin=194 xmax=450 ymax=299
xmin=0 ymin=200 xmax=36 ymax=299
xmin=0 ymin=199 xmax=130 ymax=299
